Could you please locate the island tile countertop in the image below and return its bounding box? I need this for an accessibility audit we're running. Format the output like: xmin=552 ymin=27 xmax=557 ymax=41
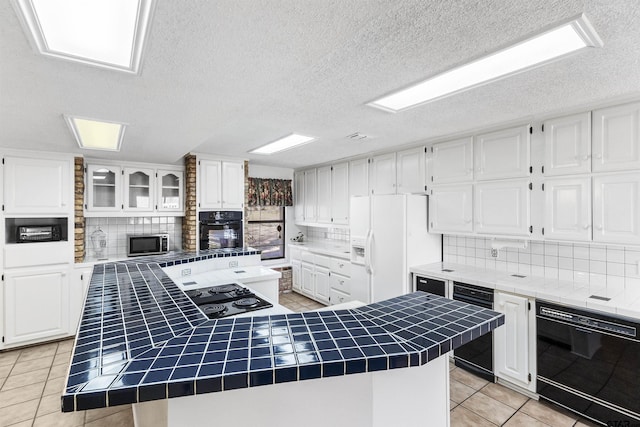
xmin=410 ymin=262 xmax=640 ymax=319
xmin=62 ymin=252 xmax=504 ymax=412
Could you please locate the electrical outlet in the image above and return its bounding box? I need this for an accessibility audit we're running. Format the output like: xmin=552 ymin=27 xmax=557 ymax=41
xmin=181 ymin=268 xmax=191 ymax=277
xmin=229 ymin=260 xmax=239 ymax=268
xmin=491 ymin=249 xmax=498 ymax=258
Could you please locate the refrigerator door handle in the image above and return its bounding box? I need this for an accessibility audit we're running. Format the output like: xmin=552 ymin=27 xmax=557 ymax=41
xmin=365 ymin=230 xmax=373 ymax=275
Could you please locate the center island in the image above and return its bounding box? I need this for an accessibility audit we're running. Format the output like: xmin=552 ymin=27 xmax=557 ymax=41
xmin=61 ymin=250 xmax=504 ymax=427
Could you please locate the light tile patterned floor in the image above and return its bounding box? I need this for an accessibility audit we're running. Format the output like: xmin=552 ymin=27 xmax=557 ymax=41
xmin=0 ymin=291 xmax=601 ymax=426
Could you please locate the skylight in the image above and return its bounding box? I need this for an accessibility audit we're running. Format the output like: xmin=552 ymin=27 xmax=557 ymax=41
xmin=13 ymin=0 xmax=155 ymax=73
xmin=369 ymin=14 xmax=602 ymax=112
xmin=65 ymin=116 xmax=126 ymax=151
xmin=250 ymin=134 xmax=316 ymax=155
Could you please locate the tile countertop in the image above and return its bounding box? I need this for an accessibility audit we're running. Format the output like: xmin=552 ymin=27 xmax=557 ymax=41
xmin=410 ymin=262 xmax=640 ymax=320
xmin=288 ymin=240 xmax=351 ymax=259
xmin=61 ymin=252 xmax=504 ymax=412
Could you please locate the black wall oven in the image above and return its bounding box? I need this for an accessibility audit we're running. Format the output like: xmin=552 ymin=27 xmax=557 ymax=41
xmin=537 ymin=301 xmax=640 ymax=426
xmin=453 ymin=282 xmax=495 ymax=382
xmin=199 ymin=211 xmax=243 ymax=250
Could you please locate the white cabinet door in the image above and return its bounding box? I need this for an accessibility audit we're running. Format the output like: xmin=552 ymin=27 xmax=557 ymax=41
xmin=429 ymin=184 xmax=473 ymax=233
xmin=369 ymin=153 xmax=396 ymax=195
xmin=543 ymin=177 xmax=591 ymax=241
xmin=396 ymin=146 xmax=426 ymax=194
xmin=331 ymin=162 xmax=349 ymax=225
xmin=86 ymin=164 xmax=122 ymax=211
xmin=475 ymin=179 xmax=531 ymax=236
xmin=294 ymin=171 xmax=305 ymax=223
xmin=124 ymin=167 xmax=154 ymax=211
xmin=349 ymin=158 xmax=369 ymax=197
xmin=157 ymin=170 xmax=184 ymax=212
xmin=495 ymin=292 xmax=530 ymax=388
xmin=292 ymin=261 xmax=302 ymax=291
xmin=70 ymin=266 xmax=93 ymax=333
xmin=316 ymin=166 xmax=332 ymax=223
xmin=222 ymin=162 xmax=244 ymax=209
xmin=301 ymin=263 xmax=315 ymax=295
xmin=543 ymin=112 xmax=591 ymax=176
xmin=431 ymin=137 xmax=473 ymax=184
xmin=592 ymin=102 xmax=640 ymax=172
xmin=475 ymin=126 xmax=530 ymax=180
xmin=314 ymin=267 xmax=330 ymax=304
xmin=199 ymin=160 xmax=222 ymax=209
xmin=304 ymin=169 xmax=317 ymax=222
xmin=4 ymin=156 xmax=71 ymax=214
xmin=3 ymin=266 xmax=70 ymax=345
xmin=593 ymin=173 xmax=640 ymax=245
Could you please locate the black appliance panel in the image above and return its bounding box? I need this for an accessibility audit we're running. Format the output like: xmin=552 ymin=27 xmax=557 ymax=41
xmin=415 ymin=276 xmax=446 ymax=297
xmin=199 ymin=211 xmax=243 ymax=250
xmin=537 ymin=301 xmax=640 ymax=425
xmin=185 ymin=283 xmax=272 ymax=319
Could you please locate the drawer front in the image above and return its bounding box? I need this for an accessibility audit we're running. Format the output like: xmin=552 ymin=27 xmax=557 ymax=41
xmin=314 ymin=254 xmax=331 ymax=268
xmin=330 ymin=288 xmax=352 ymax=305
xmin=301 ymin=251 xmax=315 ymax=263
xmin=329 ymin=273 xmax=351 ymax=294
xmin=330 ymin=258 xmax=351 ymax=276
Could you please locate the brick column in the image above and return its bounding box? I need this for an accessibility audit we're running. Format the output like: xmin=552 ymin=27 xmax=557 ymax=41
xmin=74 ymin=157 xmax=85 ymax=263
xmin=182 ymin=154 xmax=198 ymax=251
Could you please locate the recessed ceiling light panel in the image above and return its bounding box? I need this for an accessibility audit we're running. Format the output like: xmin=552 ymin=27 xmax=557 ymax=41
xmin=65 ymin=115 xmax=126 ymax=151
xmin=250 ymin=134 xmax=316 ymax=155
xmin=12 ymin=0 xmax=155 ymax=73
xmin=369 ymin=14 xmax=603 ymax=113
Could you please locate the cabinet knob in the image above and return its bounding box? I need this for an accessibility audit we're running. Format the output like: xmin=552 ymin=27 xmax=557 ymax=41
xmin=339 ymin=280 xmax=344 ymax=285
xmin=594 ymin=154 xmax=602 ymax=159
xmin=583 ymin=224 xmax=591 ymax=230
xmin=596 ymin=224 xmax=603 ymax=230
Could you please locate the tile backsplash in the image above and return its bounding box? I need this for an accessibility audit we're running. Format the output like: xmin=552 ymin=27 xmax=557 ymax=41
xmin=304 ymin=226 xmax=349 ymax=242
xmin=85 ymin=217 xmax=183 ymax=260
xmin=443 ymin=235 xmax=640 ymax=290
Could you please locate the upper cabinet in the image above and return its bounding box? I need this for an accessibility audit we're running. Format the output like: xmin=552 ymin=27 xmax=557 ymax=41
xmin=349 ymin=158 xmax=369 ymax=197
xmin=431 ymin=137 xmax=473 ymax=184
xmin=475 ymin=179 xmax=531 ymax=236
xmin=593 ymin=172 xmax=640 ymax=245
xmin=198 ymin=159 xmax=244 ymax=210
xmin=543 ymin=112 xmax=591 ymax=176
xmin=4 ymin=156 xmax=72 ymax=215
xmin=396 ymin=146 xmax=426 ymax=194
xmin=331 ymin=162 xmax=349 ymax=225
xmin=86 ymin=162 xmax=184 ymax=215
xmin=429 ymin=184 xmax=473 ymax=234
xmin=475 ymin=126 xmax=530 ymax=181
xmin=316 ymin=166 xmax=332 ymax=223
xmin=303 ymin=169 xmax=317 ymax=223
xmin=296 ymin=163 xmax=350 ymax=226
xmin=592 ymin=102 xmax=640 ymax=173
xmin=294 ymin=171 xmax=305 ymax=223
xmin=543 ymin=177 xmax=591 ymax=242
xmin=369 ymin=152 xmax=396 ymax=195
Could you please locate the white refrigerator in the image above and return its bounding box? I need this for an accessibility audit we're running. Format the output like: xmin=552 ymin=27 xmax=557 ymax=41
xmin=350 ymin=194 xmax=441 ymax=303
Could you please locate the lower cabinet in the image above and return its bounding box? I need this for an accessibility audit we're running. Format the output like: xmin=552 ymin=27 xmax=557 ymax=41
xmin=3 ymin=265 xmax=71 ymax=347
xmin=494 ymin=291 xmax=536 ymax=392
xmin=314 ymin=267 xmax=330 ymax=304
xmin=70 ymin=265 xmax=94 ymax=333
xmin=290 ymin=245 xmax=351 ymax=306
xmin=291 ymin=260 xmax=302 ymax=291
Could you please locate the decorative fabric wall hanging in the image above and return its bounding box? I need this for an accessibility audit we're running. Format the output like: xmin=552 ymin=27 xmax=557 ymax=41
xmin=247 ymin=177 xmax=293 ymax=206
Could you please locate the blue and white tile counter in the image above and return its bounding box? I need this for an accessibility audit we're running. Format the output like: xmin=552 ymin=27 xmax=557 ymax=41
xmin=62 ymin=251 xmax=504 ymax=425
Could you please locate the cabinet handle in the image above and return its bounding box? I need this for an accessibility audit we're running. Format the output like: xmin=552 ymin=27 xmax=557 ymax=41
xmin=583 ymin=224 xmax=591 ymax=230
xmin=596 ymin=224 xmax=603 ymax=230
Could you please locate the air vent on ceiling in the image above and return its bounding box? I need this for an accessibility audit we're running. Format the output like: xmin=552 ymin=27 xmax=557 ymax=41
xmin=346 ymin=132 xmax=373 ymax=141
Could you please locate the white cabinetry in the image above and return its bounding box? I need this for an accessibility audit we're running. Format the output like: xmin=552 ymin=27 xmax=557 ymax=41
xmin=430 ymin=137 xmax=473 ymax=184
xmin=543 ymin=177 xmax=591 ymax=241
xmin=3 ymin=266 xmax=70 ymax=346
xmin=199 ymin=159 xmax=244 ymax=210
xmin=349 ymin=158 xmax=369 ymax=197
xmin=301 ymin=262 xmax=315 ymax=295
xmin=316 ymin=166 xmax=332 ymax=223
xmin=494 ymin=292 xmax=534 ymax=392
xmin=4 ymin=156 xmax=72 ymax=214
xmin=86 ymin=164 xmax=122 ymax=212
xmin=294 ymin=171 xmax=305 ymax=223
xmin=331 ymin=162 xmax=349 ymax=225
xmin=475 ymin=179 xmax=531 ymax=236
xmin=593 ymin=173 xmax=640 ymax=245
xmin=396 ymin=146 xmax=426 ymax=194
xmin=124 ymin=167 xmax=154 ymax=211
xmin=157 ymin=170 xmax=184 ymax=212
xmin=429 ymin=184 xmax=473 ymax=233
xmin=303 ymin=169 xmax=317 ymax=222
xmin=71 ymin=265 xmax=93 ymax=332
xmin=291 ymin=260 xmax=302 ymax=291
xmin=592 ymin=102 xmax=640 ymax=172
xmin=369 ymin=153 xmax=396 ymax=195
xmin=314 ymin=266 xmax=330 ymax=304
xmin=543 ymin=112 xmax=591 ymax=176
xmin=475 ymin=126 xmax=530 ymax=180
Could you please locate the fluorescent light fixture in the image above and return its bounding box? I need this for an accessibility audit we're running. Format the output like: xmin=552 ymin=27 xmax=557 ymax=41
xmin=65 ymin=116 xmax=126 ymax=151
xmin=12 ymin=0 xmax=155 ymax=73
xmin=369 ymin=14 xmax=602 ymax=112
xmin=250 ymin=134 xmax=316 ymax=155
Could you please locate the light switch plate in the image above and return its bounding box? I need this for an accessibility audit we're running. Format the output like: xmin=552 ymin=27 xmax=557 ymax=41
xmin=181 ymin=268 xmax=191 ymax=276
xmin=229 ymin=260 xmax=239 ymax=268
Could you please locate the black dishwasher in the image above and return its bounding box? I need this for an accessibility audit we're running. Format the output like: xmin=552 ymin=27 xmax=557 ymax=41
xmin=452 ymin=282 xmax=494 ymax=382
xmin=415 ymin=275 xmax=447 ymax=297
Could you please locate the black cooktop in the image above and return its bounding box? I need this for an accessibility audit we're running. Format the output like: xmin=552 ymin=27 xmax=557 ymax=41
xmin=185 ymin=283 xmax=272 ymax=319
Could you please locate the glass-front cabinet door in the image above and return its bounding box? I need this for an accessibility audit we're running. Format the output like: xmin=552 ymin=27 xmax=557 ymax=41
xmin=124 ymin=167 xmax=154 ymax=211
xmin=86 ymin=164 xmax=121 ymax=211
xmin=157 ymin=169 xmax=184 ymax=212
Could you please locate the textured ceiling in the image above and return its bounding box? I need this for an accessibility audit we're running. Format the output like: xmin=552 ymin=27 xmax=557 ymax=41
xmin=1 ymin=1 xmax=640 ymax=168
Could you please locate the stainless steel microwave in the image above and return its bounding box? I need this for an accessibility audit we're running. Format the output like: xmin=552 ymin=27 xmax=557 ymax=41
xmin=127 ymin=234 xmax=169 ymax=257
